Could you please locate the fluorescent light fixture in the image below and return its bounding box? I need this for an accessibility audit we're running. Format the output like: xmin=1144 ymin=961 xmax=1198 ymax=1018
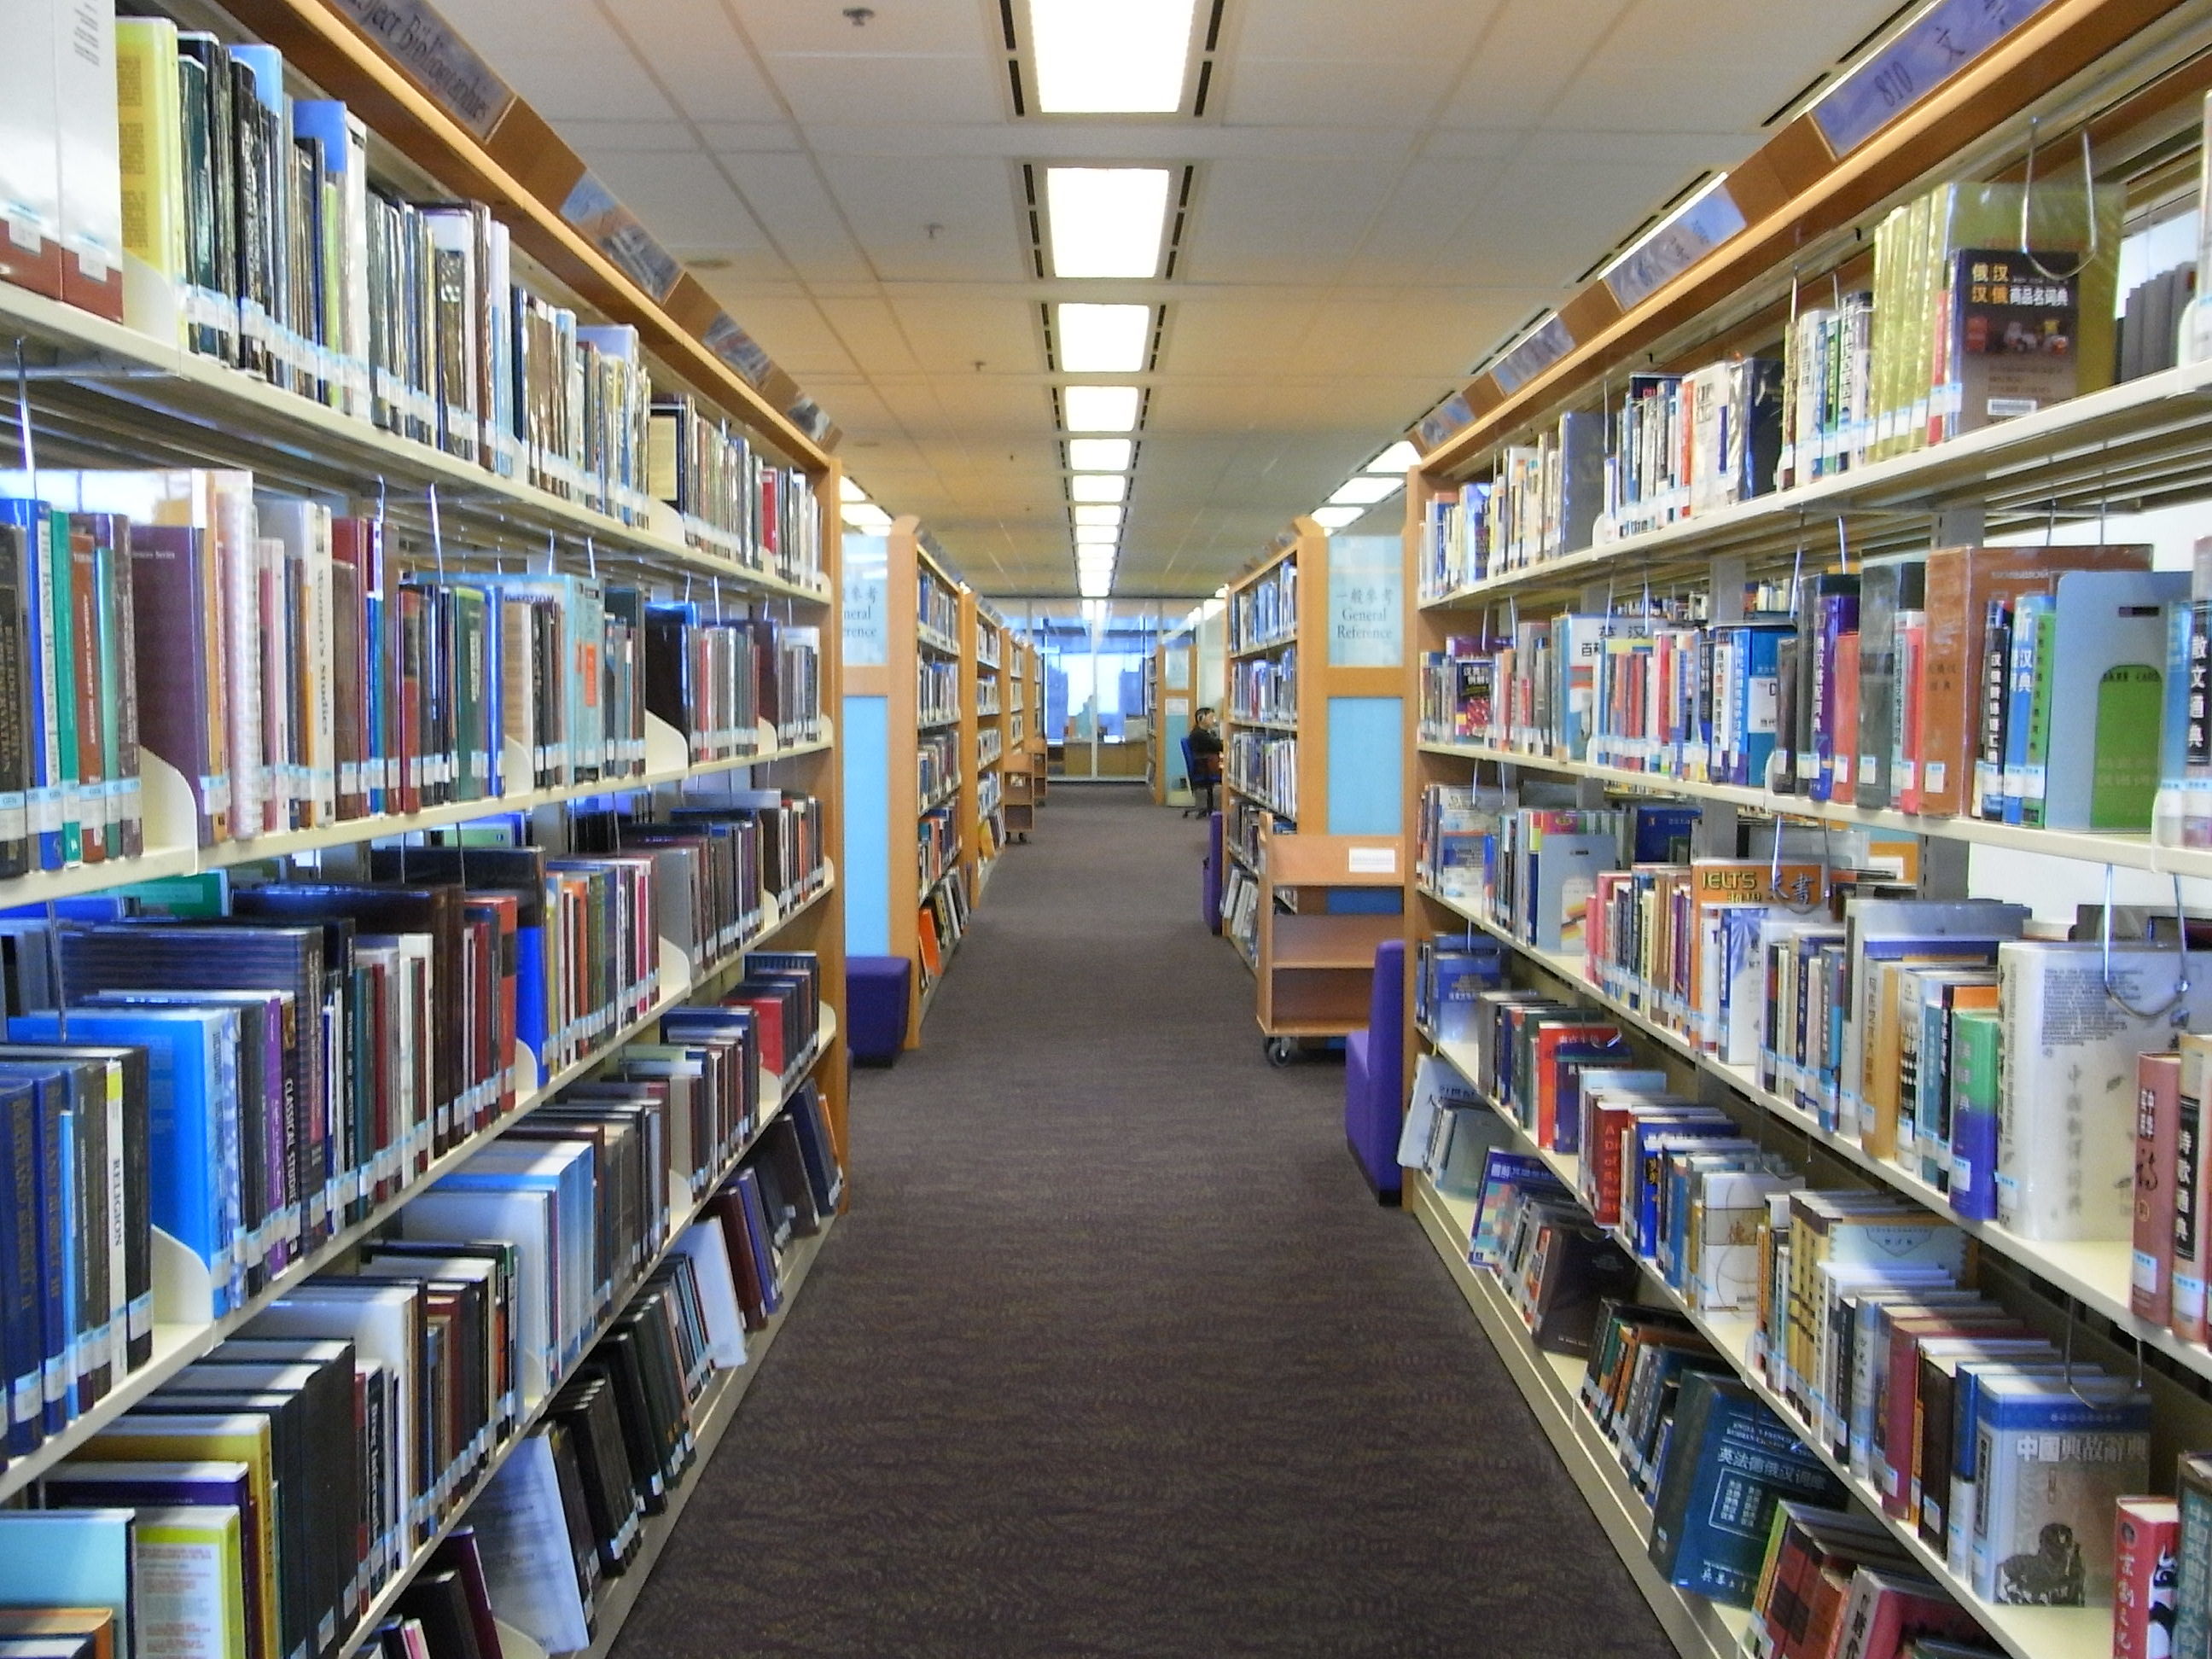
xmin=1070 ymin=473 xmax=1128 ymax=503
xmin=1062 ymin=386 xmax=1141 ymax=432
xmin=1365 ymin=440 xmax=1419 ymax=474
xmin=1073 ymin=504 xmax=1123 ymax=527
xmin=1056 ymin=304 xmax=1151 ymax=373
xmin=1078 ymin=559 xmax=1117 ymax=579
xmin=839 ymin=477 xmax=871 ymax=503
xmin=1046 ymin=168 xmax=1172 ymax=278
xmin=1077 ymin=544 xmax=1117 ymax=563
xmin=1312 ymin=506 xmax=1365 ymax=529
xmin=1027 ymin=0 xmax=1197 ymax=114
xmin=1074 ymin=523 xmax=1120 ymax=544
xmin=1328 ymin=475 xmax=1401 ymax=506
xmin=1079 ymin=570 xmax=1113 ymax=598
xmin=1067 ymin=438 xmax=1133 ymax=472
xmin=841 ymin=503 xmax=893 ymax=533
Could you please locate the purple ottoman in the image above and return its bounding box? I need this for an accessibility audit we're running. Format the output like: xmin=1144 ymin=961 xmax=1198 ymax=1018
xmin=847 ymin=955 xmax=911 ymax=1066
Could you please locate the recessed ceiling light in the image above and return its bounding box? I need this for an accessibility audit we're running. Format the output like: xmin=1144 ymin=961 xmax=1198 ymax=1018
xmin=1073 ymin=504 xmax=1123 ymax=527
xmin=839 ymin=477 xmax=871 ymax=503
xmin=1062 ymin=386 xmax=1141 ymax=432
xmin=1079 ymin=570 xmax=1114 ymax=598
xmin=1312 ymin=505 xmax=1365 ymax=529
xmin=1046 ymin=168 xmax=1172 ymax=278
xmin=1027 ymin=0 xmax=1197 ymax=114
xmin=1365 ymin=441 xmax=1419 ymax=474
xmin=1057 ymin=304 xmax=1151 ymax=373
xmin=841 ymin=502 xmax=893 ymax=532
xmin=1070 ymin=473 xmax=1128 ymax=503
xmin=1328 ymin=475 xmax=1401 ymax=506
xmin=1067 ymin=437 xmax=1133 ymax=472
xmin=1074 ymin=523 xmax=1120 ymax=544
xmin=1078 ymin=556 xmax=1117 ymax=575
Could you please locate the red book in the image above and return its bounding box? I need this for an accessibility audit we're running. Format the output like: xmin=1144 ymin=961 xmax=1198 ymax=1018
xmin=2133 ymin=1051 xmax=2182 ymax=1326
xmin=1531 ymin=1019 xmax=1624 ymax=1151
xmin=2113 ymin=1497 xmax=2180 ymax=1659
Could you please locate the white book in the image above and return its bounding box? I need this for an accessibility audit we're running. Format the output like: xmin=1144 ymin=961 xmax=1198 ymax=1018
xmin=1997 ymin=940 xmax=2212 ymax=1240
xmin=671 ymin=1220 xmax=748 ymax=1371
xmin=471 ymin=1438 xmax=591 ymax=1656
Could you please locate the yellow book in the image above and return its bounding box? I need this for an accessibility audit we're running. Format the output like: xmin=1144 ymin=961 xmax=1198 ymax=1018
xmin=83 ymin=1417 xmax=278 ymax=1659
xmin=135 ymin=1506 xmax=249 ymax=1659
xmin=113 ymin=19 xmax=188 ymax=328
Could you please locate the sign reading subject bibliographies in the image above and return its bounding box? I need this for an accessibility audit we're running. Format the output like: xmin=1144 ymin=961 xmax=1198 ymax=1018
xmin=332 ymin=0 xmax=515 ymax=138
xmin=1329 ymin=535 xmax=1403 ymax=669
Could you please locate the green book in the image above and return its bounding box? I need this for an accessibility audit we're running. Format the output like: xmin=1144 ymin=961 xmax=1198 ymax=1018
xmin=1947 ymin=1007 xmax=2004 ymax=1222
xmin=2019 ymin=602 xmax=2058 ymax=828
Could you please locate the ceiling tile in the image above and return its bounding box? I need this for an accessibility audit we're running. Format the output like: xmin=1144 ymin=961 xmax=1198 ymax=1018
xmin=765 ymin=52 xmax=1004 ymax=126
xmin=813 ymin=154 xmax=1027 ymax=282
xmin=573 ymin=148 xmax=766 ymax=252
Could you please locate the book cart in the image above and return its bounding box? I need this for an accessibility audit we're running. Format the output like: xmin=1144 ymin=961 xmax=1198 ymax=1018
xmin=962 ymin=591 xmax=1007 ymax=897
xmin=841 ymin=516 xmax=994 ymax=1045
xmin=1223 ymin=518 xmax=1406 ymax=1062
xmin=0 ymin=0 xmax=853 ymax=1647
xmin=1003 ymin=635 xmax=1038 ymax=842
xmin=1396 ymin=1 xmax=2212 ymax=1655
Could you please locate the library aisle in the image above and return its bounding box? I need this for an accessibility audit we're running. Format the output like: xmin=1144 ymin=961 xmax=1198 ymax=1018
xmin=612 ymin=785 xmax=1671 ymax=1658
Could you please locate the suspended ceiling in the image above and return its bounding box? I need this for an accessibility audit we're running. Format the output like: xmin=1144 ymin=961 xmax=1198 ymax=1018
xmin=430 ymin=0 xmax=1916 ymax=597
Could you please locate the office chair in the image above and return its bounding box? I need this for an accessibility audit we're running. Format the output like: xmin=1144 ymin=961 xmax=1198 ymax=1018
xmin=1180 ymin=735 xmax=1217 ymax=818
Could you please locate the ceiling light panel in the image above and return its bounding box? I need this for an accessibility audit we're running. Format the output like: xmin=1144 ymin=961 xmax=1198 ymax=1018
xmin=1027 ymin=0 xmax=1198 ymax=114
xmin=1070 ymin=474 xmax=1129 ymax=503
xmin=1079 ymin=572 xmax=1113 ymax=597
xmin=1055 ymin=303 xmax=1153 ymax=373
xmin=1046 ymin=168 xmax=1173 ymax=278
xmin=1073 ymin=504 xmax=1124 ymax=527
xmin=1365 ymin=441 xmax=1419 ymax=474
xmin=1062 ymin=386 xmax=1143 ymax=432
xmin=1328 ymin=475 xmax=1402 ymax=506
xmin=1312 ymin=506 xmax=1365 ymax=528
xmin=1067 ymin=438 xmax=1134 ymax=472
xmin=1074 ymin=523 xmax=1121 ymax=544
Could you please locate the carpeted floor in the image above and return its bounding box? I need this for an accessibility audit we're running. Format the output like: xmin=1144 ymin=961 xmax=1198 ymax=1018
xmin=610 ymin=785 xmax=1678 ymax=1658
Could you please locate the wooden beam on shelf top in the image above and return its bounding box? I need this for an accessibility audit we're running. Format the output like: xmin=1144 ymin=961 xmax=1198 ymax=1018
xmin=1411 ymin=0 xmax=2177 ymax=484
xmin=221 ymin=0 xmax=831 ymax=475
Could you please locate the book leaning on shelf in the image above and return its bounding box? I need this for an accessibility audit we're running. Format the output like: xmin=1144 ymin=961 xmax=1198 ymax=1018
xmin=0 ymin=1086 xmax=841 ymax=1659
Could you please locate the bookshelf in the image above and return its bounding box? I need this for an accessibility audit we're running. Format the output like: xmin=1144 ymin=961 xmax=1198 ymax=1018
xmin=841 ymin=516 xmax=993 ymax=1043
xmin=1220 ymin=521 xmax=1406 ymax=1027
xmin=1003 ymin=634 xmax=1039 ymax=844
xmin=962 ymin=592 xmax=1006 ymax=899
xmin=0 ymin=0 xmax=852 ymax=1649
xmin=1394 ymin=8 xmax=2212 ymax=1657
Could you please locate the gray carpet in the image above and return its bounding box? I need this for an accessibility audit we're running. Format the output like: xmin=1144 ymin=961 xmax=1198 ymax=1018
xmin=610 ymin=784 xmax=1678 ymax=1658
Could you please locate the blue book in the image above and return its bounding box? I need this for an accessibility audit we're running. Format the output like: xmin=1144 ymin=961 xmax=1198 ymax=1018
xmin=1733 ymin=624 xmax=1793 ymax=788
xmin=0 ymin=1062 xmax=80 ymax=1432
xmin=0 ymin=1076 xmax=44 ymax=1454
xmin=11 ymin=1007 xmax=237 ymax=1322
xmin=0 ymin=1509 xmax=137 ymax=1659
xmin=431 ymin=1143 xmax=597 ymax=1362
xmin=2001 ymin=593 xmax=2052 ymax=825
xmin=733 ymin=1168 xmax=783 ymax=1314
xmin=1647 ymin=1371 xmax=1844 ymax=1604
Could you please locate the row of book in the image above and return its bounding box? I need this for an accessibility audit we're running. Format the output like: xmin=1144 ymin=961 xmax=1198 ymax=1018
xmin=1225 ymin=733 xmax=1295 ymax=820
xmin=1417 ymin=182 xmax=2118 ymax=597
xmin=917 ymin=734 xmax=959 ymax=814
xmin=0 ymin=469 xmax=830 ymax=875
xmin=1229 ymin=559 xmax=1296 ymax=655
xmin=917 ymin=807 xmax=959 ymax=896
xmin=1418 ymin=786 xmax=2212 ymax=1251
xmin=975 ymin=770 xmax=1001 ymax=824
xmin=0 ymin=824 xmax=831 ymax=1465
xmin=976 ymin=728 xmax=1002 ymax=771
xmin=917 ymin=660 xmax=958 ymax=729
xmin=0 ymin=1083 xmax=839 ymax=1659
xmin=1230 ymin=650 xmax=1296 ymax=726
xmin=0 ymin=3 xmax=826 ymax=585
xmin=1449 ymin=1140 xmax=2011 ymax=1652
xmin=917 ymin=867 xmax=969 ymax=990
xmin=916 ymin=573 xmax=958 ymax=649
xmin=1417 ymin=539 xmax=2197 ymax=839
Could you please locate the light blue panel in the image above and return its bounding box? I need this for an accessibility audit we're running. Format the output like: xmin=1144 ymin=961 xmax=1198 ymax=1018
xmin=1325 ymin=696 xmax=1403 ymax=836
xmin=841 ymin=695 xmax=891 ymax=956
xmin=1327 ymin=696 xmax=1403 ymax=915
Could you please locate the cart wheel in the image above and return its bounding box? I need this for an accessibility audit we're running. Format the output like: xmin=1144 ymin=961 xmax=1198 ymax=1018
xmin=1265 ymin=1037 xmax=1298 ymax=1068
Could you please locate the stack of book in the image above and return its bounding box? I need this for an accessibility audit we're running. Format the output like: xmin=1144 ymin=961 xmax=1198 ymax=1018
xmin=1224 ymin=732 xmax=1295 ymax=819
xmin=1230 ymin=650 xmax=1297 ymax=725
xmin=1228 ymin=559 xmax=1296 ymax=653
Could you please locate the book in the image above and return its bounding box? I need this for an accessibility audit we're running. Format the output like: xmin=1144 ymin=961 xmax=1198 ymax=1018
xmin=2113 ymin=1495 xmax=2180 ymax=1659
